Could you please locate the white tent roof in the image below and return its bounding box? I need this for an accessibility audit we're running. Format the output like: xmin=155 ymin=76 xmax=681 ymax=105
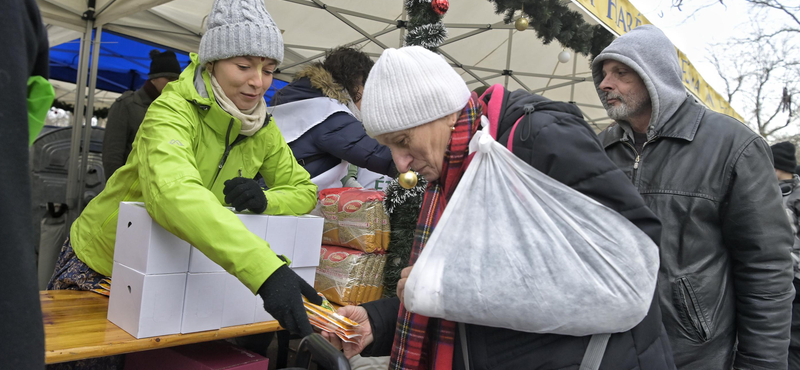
xmin=39 ymin=0 xmax=613 ymax=130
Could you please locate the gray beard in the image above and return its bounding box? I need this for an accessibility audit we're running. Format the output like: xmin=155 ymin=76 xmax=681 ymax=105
xmin=606 ymin=91 xmax=649 ymax=121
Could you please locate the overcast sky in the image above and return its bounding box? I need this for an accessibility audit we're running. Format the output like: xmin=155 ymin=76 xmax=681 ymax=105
xmin=628 ymin=0 xmax=753 ymax=112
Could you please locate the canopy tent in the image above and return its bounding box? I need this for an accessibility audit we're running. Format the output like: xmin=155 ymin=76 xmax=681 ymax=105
xmin=35 ymin=0 xmax=739 ymax=225
xmin=47 ymin=30 xmax=286 ymax=110
xmin=50 ymin=31 xmax=192 ymax=93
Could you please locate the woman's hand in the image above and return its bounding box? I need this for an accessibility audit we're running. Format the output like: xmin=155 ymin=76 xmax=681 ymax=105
xmin=397 ymin=266 xmax=413 ymax=306
xmin=320 ymin=305 xmax=373 ymax=359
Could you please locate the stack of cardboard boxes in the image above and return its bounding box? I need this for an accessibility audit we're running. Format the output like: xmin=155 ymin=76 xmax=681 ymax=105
xmin=108 ymin=202 xmax=323 ymax=339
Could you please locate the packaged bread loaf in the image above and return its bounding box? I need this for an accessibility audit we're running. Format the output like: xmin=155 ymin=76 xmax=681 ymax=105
xmin=318 ymin=188 xmax=390 ymax=253
xmin=315 ymin=245 xmax=370 ymax=305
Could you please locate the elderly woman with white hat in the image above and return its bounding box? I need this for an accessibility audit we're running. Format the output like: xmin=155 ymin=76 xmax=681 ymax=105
xmin=48 ymin=0 xmax=321 ymax=356
xmin=322 ymin=46 xmax=675 ymax=370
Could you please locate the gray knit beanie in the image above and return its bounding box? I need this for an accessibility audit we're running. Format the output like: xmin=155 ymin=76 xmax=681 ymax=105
xmin=199 ymin=0 xmax=284 ymax=65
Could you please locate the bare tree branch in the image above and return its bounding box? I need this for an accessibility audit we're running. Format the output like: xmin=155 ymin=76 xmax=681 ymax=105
xmin=747 ymin=0 xmax=800 ymax=28
xmin=749 ymin=28 xmax=800 ymax=42
xmin=765 ymin=120 xmax=793 ymax=136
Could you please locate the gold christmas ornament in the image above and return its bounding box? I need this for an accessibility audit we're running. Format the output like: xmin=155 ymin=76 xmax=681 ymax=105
xmin=515 ymin=16 xmax=529 ymax=31
xmin=398 ymin=171 xmax=418 ymax=189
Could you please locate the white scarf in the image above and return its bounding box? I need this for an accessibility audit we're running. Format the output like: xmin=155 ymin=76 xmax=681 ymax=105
xmin=345 ymin=91 xmax=362 ymax=121
xmin=209 ymin=73 xmax=267 ymax=136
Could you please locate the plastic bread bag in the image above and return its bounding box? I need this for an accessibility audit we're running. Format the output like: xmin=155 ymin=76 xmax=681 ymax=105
xmin=370 ymin=255 xmax=387 ymax=302
xmin=318 ymin=188 xmax=390 ymax=253
xmin=403 ymin=125 xmax=659 ymax=336
xmin=315 ymin=245 xmax=370 ymax=305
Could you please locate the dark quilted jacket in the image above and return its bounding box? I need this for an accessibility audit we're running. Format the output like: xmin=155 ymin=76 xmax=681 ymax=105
xmin=362 ymin=88 xmax=676 ymax=370
xmin=269 ymin=65 xmax=395 ymax=178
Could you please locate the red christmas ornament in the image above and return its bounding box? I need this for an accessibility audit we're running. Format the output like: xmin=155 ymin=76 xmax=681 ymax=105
xmin=431 ymin=0 xmax=449 ymax=15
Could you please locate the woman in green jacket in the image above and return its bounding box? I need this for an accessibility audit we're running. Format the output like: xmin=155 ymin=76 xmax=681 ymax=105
xmin=49 ymin=0 xmax=321 ymax=339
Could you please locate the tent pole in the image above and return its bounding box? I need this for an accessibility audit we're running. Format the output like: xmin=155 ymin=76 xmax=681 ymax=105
xmin=531 ymin=79 xmax=582 ymax=94
xmin=504 ymin=29 xmax=513 ymax=88
xmin=570 ymin=55 xmax=577 ymax=102
xmin=279 ymin=27 xmax=397 ymax=71
xmin=399 ymin=4 xmax=406 ymax=46
xmin=65 ymin=3 xmax=95 ymax=227
xmin=77 ymin=25 xmax=103 ymax=212
xmin=438 ymin=49 xmax=489 ymax=86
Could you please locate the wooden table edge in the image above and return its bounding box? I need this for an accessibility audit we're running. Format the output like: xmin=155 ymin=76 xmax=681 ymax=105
xmin=42 ymin=291 xmax=283 ymax=364
xmin=45 ymin=321 xmax=283 ymax=364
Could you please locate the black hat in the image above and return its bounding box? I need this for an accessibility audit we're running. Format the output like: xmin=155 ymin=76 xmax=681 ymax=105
xmin=148 ymin=50 xmax=181 ymax=80
xmin=771 ymin=141 xmax=796 ymax=173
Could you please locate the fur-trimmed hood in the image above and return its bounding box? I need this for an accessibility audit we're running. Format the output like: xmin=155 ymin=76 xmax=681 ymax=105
xmin=294 ymin=63 xmax=350 ymax=104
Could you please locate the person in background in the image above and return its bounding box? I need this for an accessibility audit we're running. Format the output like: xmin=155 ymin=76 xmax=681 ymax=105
xmin=594 ymin=25 xmax=793 ymax=370
xmin=48 ymin=1 xmax=320 ymax=368
xmin=270 ymin=47 xmax=396 ymax=191
xmin=323 ymin=46 xmax=675 ymax=370
xmin=102 ymin=49 xmax=182 ymax=178
xmin=0 ymin=0 xmax=50 ymax=368
xmin=772 ymin=141 xmax=800 ymax=369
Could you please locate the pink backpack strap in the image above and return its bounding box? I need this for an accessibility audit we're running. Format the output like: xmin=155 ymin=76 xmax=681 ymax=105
xmin=479 ymin=84 xmax=505 ymax=140
xmin=479 ymin=84 xmax=525 ymax=151
xmin=506 ymin=116 xmax=525 ymax=152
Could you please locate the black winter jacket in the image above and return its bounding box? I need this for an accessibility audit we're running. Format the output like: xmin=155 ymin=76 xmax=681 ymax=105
xmin=1 ymin=0 xmax=48 ymax=367
xmin=269 ymin=65 xmax=395 ymax=178
xmin=600 ymin=97 xmax=794 ymax=370
xmin=102 ymin=86 xmax=155 ymax=177
xmin=361 ymin=89 xmax=676 ymax=370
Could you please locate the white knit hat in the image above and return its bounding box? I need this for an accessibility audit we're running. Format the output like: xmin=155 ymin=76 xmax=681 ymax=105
xmin=199 ymin=0 xmax=284 ymax=65
xmin=361 ymin=46 xmax=471 ymax=137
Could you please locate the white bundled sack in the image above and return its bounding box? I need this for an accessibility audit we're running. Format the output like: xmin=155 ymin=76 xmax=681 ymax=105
xmin=403 ymin=124 xmax=659 ymax=336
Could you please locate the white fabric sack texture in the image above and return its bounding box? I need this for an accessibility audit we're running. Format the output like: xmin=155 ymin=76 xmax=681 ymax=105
xmin=404 ymin=125 xmax=660 ymax=336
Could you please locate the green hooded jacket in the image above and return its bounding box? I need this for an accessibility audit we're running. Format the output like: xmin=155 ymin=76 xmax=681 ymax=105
xmin=70 ymin=53 xmax=317 ymax=293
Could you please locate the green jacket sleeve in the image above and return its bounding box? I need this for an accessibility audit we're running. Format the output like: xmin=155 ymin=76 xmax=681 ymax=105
xmin=103 ymin=99 xmax=131 ymax=178
xmin=260 ymin=119 xmax=318 ymax=215
xmin=136 ymin=97 xmax=285 ymax=293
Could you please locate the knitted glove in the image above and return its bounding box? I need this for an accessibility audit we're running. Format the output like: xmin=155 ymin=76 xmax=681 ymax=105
xmin=257 ymin=264 xmax=323 ymax=336
xmin=223 ymin=177 xmax=267 ymax=213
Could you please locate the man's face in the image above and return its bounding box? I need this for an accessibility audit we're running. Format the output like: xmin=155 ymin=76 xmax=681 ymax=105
xmin=375 ymin=112 xmax=458 ymax=183
xmin=598 ymin=60 xmax=651 ymax=121
xmin=151 ymin=76 xmax=177 ymax=93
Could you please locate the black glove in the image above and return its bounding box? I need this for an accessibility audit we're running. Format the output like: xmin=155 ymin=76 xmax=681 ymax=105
xmin=223 ymin=177 xmax=267 ymax=213
xmin=257 ymin=264 xmax=323 ymax=336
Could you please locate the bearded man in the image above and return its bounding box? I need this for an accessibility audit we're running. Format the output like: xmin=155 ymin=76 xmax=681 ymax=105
xmin=594 ymin=25 xmax=794 ymax=370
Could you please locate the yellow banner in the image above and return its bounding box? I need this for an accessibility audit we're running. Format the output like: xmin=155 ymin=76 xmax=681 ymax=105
xmin=571 ymin=0 xmax=744 ymax=122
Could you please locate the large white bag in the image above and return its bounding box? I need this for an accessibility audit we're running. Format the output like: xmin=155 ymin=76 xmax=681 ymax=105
xmin=403 ymin=123 xmax=659 ymax=336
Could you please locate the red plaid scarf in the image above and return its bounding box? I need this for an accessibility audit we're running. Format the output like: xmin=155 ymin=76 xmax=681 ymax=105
xmin=390 ymin=94 xmax=483 ymax=370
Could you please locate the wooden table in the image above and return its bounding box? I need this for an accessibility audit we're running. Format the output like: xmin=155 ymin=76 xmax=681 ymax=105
xmin=41 ymin=290 xmax=282 ymax=364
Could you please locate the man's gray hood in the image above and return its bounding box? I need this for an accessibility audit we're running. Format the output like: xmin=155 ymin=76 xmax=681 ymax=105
xmin=592 ymin=25 xmax=688 ymax=136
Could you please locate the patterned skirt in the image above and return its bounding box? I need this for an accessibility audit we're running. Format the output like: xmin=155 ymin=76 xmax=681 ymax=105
xmin=47 ymin=238 xmax=107 ymax=291
xmin=46 ymin=238 xmax=124 ymax=370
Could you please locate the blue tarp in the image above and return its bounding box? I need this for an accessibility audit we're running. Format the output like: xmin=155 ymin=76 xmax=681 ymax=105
xmin=49 ymin=31 xmax=288 ymax=101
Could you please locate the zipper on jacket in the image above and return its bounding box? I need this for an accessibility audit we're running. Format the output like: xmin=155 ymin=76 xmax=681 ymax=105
xmin=623 ymin=140 xmax=639 ymax=170
xmin=211 ymin=118 xmax=235 ymax=186
xmin=622 ymin=136 xmax=658 ymax=186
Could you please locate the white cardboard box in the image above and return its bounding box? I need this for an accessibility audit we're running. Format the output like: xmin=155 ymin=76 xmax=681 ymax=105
xmin=253 ymin=295 xmax=275 ymax=323
xmin=187 ymin=247 xmax=225 ymax=273
xmin=107 ymin=262 xmax=187 ymax=339
xmin=221 ymin=274 xmax=256 ymax=328
xmin=265 ymin=216 xmax=298 ymax=262
xmin=181 ymin=272 xmax=226 ymax=334
xmin=188 ymin=212 xmax=269 ymax=273
xmin=292 ymin=216 xmax=324 ymax=268
xmin=293 ymin=267 xmax=317 ymax=287
xmin=114 ymin=202 xmax=191 ymax=274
